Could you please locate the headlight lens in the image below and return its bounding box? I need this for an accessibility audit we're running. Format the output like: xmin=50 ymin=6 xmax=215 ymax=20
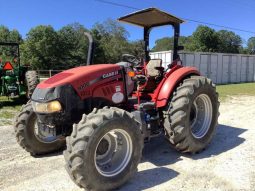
xmin=32 ymin=100 xmax=62 ymax=113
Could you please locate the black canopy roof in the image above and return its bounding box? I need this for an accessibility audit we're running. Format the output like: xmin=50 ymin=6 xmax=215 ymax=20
xmin=118 ymin=8 xmax=184 ymax=28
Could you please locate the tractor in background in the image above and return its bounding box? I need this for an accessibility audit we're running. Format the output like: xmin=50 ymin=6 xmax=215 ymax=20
xmin=14 ymin=8 xmax=219 ymax=191
xmin=0 ymin=42 xmax=39 ymax=99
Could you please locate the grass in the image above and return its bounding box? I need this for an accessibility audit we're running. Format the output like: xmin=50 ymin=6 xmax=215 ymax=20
xmin=0 ymin=82 xmax=254 ymax=126
xmin=0 ymin=96 xmax=24 ymax=126
xmin=216 ymin=82 xmax=255 ymax=101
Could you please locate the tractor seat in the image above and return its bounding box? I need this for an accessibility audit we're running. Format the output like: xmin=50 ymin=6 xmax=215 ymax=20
xmin=146 ymin=59 xmax=163 ymax=78
xmin=142 ymin=59 xmax=164 ymax=92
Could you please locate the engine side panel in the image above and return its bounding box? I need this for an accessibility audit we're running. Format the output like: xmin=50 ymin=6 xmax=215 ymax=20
xmin=93 ymin=81 xmax=126 ymax=104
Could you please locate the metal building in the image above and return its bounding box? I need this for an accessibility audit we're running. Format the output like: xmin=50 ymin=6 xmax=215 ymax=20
xmin=150 ymin=50 xmax=255 ymax=84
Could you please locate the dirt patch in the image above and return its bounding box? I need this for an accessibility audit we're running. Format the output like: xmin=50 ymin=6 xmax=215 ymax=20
xmin=0 ymin=96 xmax=255 ymax=191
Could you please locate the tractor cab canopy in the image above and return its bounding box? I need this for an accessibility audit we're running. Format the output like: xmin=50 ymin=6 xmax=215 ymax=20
xmin=118 ymin=7 xmax=184 ymax=28
xmin=118 ymin=8 xmax=185 ymax=61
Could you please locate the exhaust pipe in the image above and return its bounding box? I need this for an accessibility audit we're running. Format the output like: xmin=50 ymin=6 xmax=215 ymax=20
xmin=84 ymin=32 xmax=94 ymax=65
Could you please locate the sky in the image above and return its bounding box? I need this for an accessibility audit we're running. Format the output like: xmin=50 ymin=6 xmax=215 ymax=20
xmin=0 ymin=0 xmax=255 ymax=47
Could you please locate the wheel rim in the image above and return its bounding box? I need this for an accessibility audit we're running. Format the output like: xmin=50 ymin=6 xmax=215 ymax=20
xmin=33 ymin=119 xmax=58 ymax=143
xmin=190 ymin=94 xmax=213 ymax=139
xmin=94 ymin=129 xmax=133 ymax=177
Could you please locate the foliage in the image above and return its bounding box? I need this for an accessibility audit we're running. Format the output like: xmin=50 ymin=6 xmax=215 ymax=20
xmin=0 ymin=25 xmax=22 ymax=64
xmin=187 ymin=25 xmax=218 ymax=52
xmin=216 ymin=30 xmax=242 ymax=53
xmin=127 ymin=40 xmax=145 ymax=59
xmin=92 ymin=19 xmax=130 ymax=64
xmin=21 ymin=25 xmax=60 ymax=70
xmin=152 ymin=26 xmax=243 ymax=54
xmin=152 ymin=36 xmax=191 ymax=52
xmin=247 ymin=37 xmax=255 ymax=54
xmin=152 ymin=37 xmax=172 ymax=52
xmin=22 ymin=24 xmax=90 ymax=69
xmin=58 ymin=23 xmax=88 ymax=68
xmin=20 ymin=20 xmax=142 ymax=68
xmin=1 ymin=22 xmax=255 ymax=70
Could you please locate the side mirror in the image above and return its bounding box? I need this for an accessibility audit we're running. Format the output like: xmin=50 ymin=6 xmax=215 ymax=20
xmin=177 ymin=46 xmax=184 ymax=51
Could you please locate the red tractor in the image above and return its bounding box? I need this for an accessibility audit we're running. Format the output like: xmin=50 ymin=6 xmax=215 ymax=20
xmin=14 ymin=8 xmax=219 ymax=191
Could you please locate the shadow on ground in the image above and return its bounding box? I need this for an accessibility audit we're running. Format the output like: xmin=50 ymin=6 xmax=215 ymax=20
xmin=17 ymin=124 xmax=246 ymax=191
xmin=33 ymin=150 xmax=64 ymax=158
xmin=118 ymin=167 xmax=179 ymax=191
xmin=119 ymin=124 xmax=246 ymax=190
xmin=142 ymin=124 xmax=246 ymax=166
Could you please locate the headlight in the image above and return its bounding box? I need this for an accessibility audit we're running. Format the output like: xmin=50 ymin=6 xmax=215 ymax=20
xmin=32 ymin=100 xmax=62 ymax=113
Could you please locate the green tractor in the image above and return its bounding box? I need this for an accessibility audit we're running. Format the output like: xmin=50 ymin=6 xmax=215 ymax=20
xmin=0 ymin=42 xmax=39 ymax=99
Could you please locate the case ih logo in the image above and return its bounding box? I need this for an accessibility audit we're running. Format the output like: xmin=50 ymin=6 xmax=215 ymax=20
xmin=102 ymin=71 xmax=119 ymax=79
xmin=78 ymin=70 xmax=120 ymax=91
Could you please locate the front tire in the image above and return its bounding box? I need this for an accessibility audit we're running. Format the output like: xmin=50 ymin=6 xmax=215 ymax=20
xmin=14 ymin=101 xmax=65 ymax=155
xmin=64 ymin=107 xmax=143 ymax=191
xmin=163 ymin=76 xmax=219 ymax=153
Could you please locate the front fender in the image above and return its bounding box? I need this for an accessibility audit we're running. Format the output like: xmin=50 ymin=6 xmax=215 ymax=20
xmin=156 ymin=67 xmax=200 ymax=108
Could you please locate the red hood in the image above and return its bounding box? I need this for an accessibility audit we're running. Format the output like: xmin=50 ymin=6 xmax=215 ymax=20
xmin=37 ymin=64 xmax=121 ymax=89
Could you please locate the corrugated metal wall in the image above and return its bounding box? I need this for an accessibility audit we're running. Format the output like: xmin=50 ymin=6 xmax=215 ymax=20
xmin=150 ymin=51 xmax=255 ymax=84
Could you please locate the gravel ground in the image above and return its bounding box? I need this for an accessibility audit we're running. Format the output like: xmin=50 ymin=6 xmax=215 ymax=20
xmin=0 ymin=96 xmax=255 ymax=191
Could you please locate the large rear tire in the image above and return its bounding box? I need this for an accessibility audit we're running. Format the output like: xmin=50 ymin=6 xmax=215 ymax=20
xmin=25 ymin=70 xmax=39 ymax=98
xmin=64 ymin=107 xmax=143 ymax=191
xmin=14 ymin=101 xmax=65 ymax=155
xmin=163 ymin=76 xmax=219 ymax=153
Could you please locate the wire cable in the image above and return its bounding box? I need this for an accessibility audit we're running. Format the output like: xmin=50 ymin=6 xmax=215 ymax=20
xmin=94 ymin=0 xmax=255 ymax=34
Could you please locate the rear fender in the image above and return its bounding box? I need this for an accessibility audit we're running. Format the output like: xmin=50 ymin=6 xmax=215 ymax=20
xmin=156 ymin=67 xmax=200 ymax=108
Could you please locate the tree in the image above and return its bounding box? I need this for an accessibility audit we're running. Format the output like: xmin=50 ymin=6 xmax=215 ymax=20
xmin=9 ymin=29 xmax=23 ymax=43
xmin=152 ymin=36 xmax=191 ymax=52
xmin=216 ymin=30 xmax=242 ymax=53
xmin=0 ymin=26 xmax=11 ymax=63
xmin=0 ymin=26 xmax=23 ymax=63
xmin=90 ymin=28 xmax=106 ymax=64
xmin=128 ymin=40 xmax=144 ymax=59
xmin=58 ymin=23 xmax=89 ymax=68
xmin=188 ymin=25 xmax=218 ymax=52
xmin=0 ymin=25 xmax=9 ymax=42
xmin=91 ymin=19 xmax=130 ymax=63
xmin=239 ymin=46 xmax=249 ymax=54
xmin=152 ymin=37 xmax=172 ymax=52
xmin=21 ymin=25 xmax=60 ymax=69
xmin=247 ymin=37 xmax=255 ymax=54
xmin=9 ymin=29 xmax=23 ymax=57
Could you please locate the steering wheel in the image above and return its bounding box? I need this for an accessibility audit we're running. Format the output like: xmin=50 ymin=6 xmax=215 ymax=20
xmin=121 ymin=54 xmax=141 ymax=67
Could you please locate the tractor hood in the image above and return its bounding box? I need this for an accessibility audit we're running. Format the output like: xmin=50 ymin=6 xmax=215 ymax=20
xmin=31 ymin=64 xmax=125 ymax=128
xmin=37 ymin=64 xmax=121 ymax=90
xmin=33 ymin=64 xmax=123 ymax=102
